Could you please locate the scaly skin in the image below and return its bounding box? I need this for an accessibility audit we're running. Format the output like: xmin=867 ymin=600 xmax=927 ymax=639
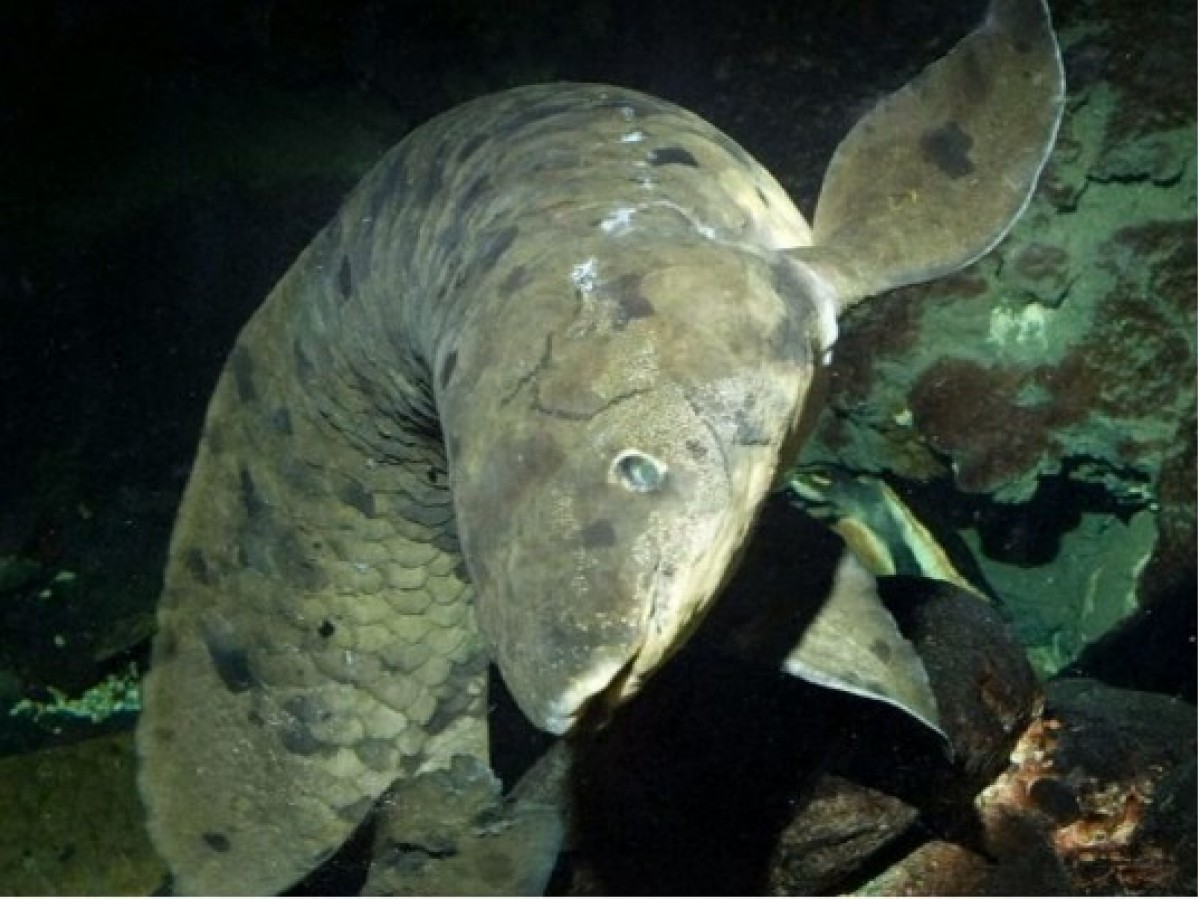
xmin=137 ymin=0 xmax=1063 ymax=889
xmin=136 ymin=84 xmax=821 ymax=895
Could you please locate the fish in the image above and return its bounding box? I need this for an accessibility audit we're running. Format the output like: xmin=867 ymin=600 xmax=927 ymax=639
xmin=787 ymin=464 xmax=992 ymax=603
xmin=136 ymin=0 xmax=1063 ymax=892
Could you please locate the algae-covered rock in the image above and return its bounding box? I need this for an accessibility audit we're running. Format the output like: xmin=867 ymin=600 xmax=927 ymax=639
xmin=0 ymin=731 xmax=165 ymax=895
xmin=968 ymin=509 xmax=1158 ymax=677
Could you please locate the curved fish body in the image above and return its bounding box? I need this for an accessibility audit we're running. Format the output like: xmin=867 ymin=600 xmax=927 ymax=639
xmin=136 ymin=0 xmax=1063 ymax=893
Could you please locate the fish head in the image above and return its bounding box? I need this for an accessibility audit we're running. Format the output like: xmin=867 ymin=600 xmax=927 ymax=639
xmin=442 ymin=240 xmax=836 ymax=734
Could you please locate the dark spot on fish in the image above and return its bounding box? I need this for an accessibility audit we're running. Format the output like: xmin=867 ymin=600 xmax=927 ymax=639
xmin=270 ymin=406 xmax=293 ymax=436
xmin=338 ymin=256 xmax=353 ymax=301
xmin=755 ymin=186 xmax=770 ymax=207
xmin=920 ymin=121 xmax=975 ymax=178
xmin=436 ymin=216 xmax=468 ymax=273
xmin=202 ymin=633 xmax=258 ymax=694
xmin=230 ymin=347 xmax=258 ymax=403
xmin=453 ymin=559 xmax=471 ymax=583
xmin=432 ymin=526 xmax=460 ymax=555
xmin=648 ymin=146 xmax=699 ymax=168
xmin=460 ymin=174 xmax=493 ymax=210
xmin=733 ymin=406 xmax=770 ymax=445
xmin=339 ymin=478 xmax=377 ymax=518
xmin=456 ymin=643 xmax=489 ymax=678
xmin=579 ymin=519 xmax=617 ymax=548
xmin=354 ymin=738 xmax=395 ymax=773
xmin=870 ymin=638 xmax=893 ymax=663
xmin=185 ymin=548 xmax=213 ymax=585
xmin=610 ymin=274 xmax=656 ymax=326
xmin=279 ymin=720 xmax=325 ymax=756
xmin=284 ymin=694 xmax=329 ymax=725
xmin=660 ymin=561 xmax=677 ymax=579
xmin=685 ymin=438 xmax=709 ymax=460
xmin=318 ymin=619 xmax=336 ymax=638
xmin=477 ymin=225 xmax=517 ymax=272
xmin=202 ymin=832 xmax=231 ymax=853
xmin=240 ymin=468 xmax=267 ymax=520
xmin=439 ymin=350 xmax=458 ymax=391
xmin=455 ymin=131 xmax=488 ymax=164
xmin=499 ymin=264 xmax=531 ymax=297
xmin=769 ymin=257 xmax=804 ymax=299
xmin=275 ymin=530 xmax=327 ymax=590
xmin=425 ymin=695 xmax=466 ymax=736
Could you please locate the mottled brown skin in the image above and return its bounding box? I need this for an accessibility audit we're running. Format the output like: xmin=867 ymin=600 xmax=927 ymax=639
xmin=136 ymin=0 xmax=1063 ymax=892
xmin=137 ymin=84 xmax=824 ymax=895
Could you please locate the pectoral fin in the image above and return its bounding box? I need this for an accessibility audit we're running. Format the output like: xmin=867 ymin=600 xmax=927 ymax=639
xmin=798 ymin=0 xmax=1065 ymax=307
xmin=782 ymin=550 xmax=944 ymax=738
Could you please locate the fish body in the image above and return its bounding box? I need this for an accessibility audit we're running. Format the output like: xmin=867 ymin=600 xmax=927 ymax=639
xmin=137 ymin=0 xmax=1064 ymax=892
xmin=138 ymin=83 xmax=829 ymax=896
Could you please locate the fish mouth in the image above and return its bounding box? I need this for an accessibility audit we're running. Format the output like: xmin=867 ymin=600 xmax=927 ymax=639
xmin=536 ymin=655 xmax=635 ymax=736
xmin=536 ymin=554 xmax=713 ymax=736
xmin=528 ymin=457 xmax=774 ymax=736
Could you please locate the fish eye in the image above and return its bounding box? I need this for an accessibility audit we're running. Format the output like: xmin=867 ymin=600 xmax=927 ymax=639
xmin=612 ymin=450 xmax=667 ymax=493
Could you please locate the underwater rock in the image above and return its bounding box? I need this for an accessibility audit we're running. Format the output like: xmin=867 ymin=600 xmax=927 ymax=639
xmin=768 ymin=774 xmax=918 ymax=894
xmin=1067 ymin=429 xmax=1197 ymax=698
xmin=966 ymin=507 xmax=1158 ymax=678
xmin=822 ymin=677 xmax=1195 ymax=896
xmin=0 ymin=731 xmax=165 ymax=895
xmin=853 ymin=840 xmax=998 ymax=895
xmin=886 ymin=579 xmax=1041 ymax=793
xmin=364 ymin=749 xmax=566 ymax=896
xmin=976 ymin=677 xmax=1197 ymax=895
